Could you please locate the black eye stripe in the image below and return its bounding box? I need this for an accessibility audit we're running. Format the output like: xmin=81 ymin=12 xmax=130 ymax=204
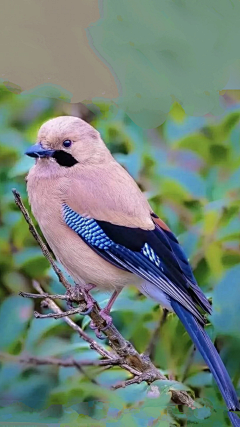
xmin=63 ymin=140 xmax=72 ymax=148
xmin=53 ymin=150 xmax=78 ymax=167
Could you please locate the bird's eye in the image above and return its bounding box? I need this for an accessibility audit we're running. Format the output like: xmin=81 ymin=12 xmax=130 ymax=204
xmin=63 ymin=140 xmax=72 ymax=148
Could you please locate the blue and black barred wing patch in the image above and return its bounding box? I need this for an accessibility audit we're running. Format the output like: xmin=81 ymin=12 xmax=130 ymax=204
xmin=63 ymin=204 xmax=125 ymax=270
xmin=63 ymin=203 xmax=209 ymax=321
xmin=64 ymin=204 xmax=112 ymax=250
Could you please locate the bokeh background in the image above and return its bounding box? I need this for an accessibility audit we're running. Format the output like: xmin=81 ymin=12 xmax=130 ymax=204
xmin=0 ymin=85 xmax=240 ymax=425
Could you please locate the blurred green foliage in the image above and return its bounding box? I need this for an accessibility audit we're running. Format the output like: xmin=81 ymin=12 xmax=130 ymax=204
xmin=0 ymin=84 xmax=240 ymax=426
xmin=88 ymin=0 xmax=240 ymax=128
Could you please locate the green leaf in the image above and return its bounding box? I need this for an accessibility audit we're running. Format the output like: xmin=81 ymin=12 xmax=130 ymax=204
xmin=14 ymin=247 xmax=49 ymax=277
xmin=211 ymin=265 xmax=240 ymax=339
xmin=151 ymin=379 xmax=190 ymax=392
xmin=176 ymin=133 xmax=210 ymax=162
xmin=9 ymin=156 xmax=34 ymax=178
xmin=160 ymin=167 xmax=206 ymax=199
xmin=0 ymin=296 xmax=33 ymax=350
xmin=186 ymin=372 xmax=212 ymax=388
xmin=205 ymin=242 xmax=223 ymax=279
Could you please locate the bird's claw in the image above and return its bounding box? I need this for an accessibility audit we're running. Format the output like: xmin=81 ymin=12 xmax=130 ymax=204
xmin=90 ymin=327 xmax=105 ymax=340
xmin=79 ymin=302 xmax=94 ymax=316
xmin=66 ymin=287 xmax=79 ymax=310
xmin=66 ymin=284 xmax=96 ymax=313
xmin=90 ymin=310 xmax=113 ymax=339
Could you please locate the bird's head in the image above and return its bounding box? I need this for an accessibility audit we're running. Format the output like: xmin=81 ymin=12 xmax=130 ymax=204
xmin=25 ymin=116 xmax=110 ymax=167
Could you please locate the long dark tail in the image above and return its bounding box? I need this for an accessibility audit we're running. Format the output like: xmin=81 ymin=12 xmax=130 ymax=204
xmin=171 ymin=300 xmax=240 ymax=427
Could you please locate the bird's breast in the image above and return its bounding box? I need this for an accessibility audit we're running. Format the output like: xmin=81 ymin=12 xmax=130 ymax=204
xmin=26 ymin=171 xmax=141 ymax=291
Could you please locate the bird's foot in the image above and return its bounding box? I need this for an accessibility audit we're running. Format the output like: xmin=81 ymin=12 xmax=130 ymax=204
xmin=66 ymin=283 xmax=96 ymax=315
xmin=89 ymin=289 xmax=121 ymax=339
xmin=90 ymin=309 xmax=113 ymax=340
xmin=20 ymin=284 xmax=97 ymax=319
xmin=78 ymin=284 xmax=96 ymax=315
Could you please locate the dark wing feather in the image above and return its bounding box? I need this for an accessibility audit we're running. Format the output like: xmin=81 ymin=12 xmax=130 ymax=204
xmin=150 ymin=214 xmax=211 ymax=313
xmin=151 ymin=213 xmax=197 ymax=284
xmin=63 ymin=204 xmax=211 ymax=322
xmin=97 ymin=215 xmax=211 ymax=314
xmin=105 ymin=244 xmax=206 ymax=323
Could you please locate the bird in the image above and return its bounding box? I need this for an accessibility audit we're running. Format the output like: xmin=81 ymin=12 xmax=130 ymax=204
xmin=25 ymin=115 xmax=240 ymax=426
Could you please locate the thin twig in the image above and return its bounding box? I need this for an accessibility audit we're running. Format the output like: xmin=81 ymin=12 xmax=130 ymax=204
xmin=182 ymin=345 xmax=196 ymax=382
xmin=32 ymin=281 xmax=112 ymax=360
xmin=12 ymin=189 xmax=71 ymax=291
xmin=112 ymin=375 xmax=144 ymax=390
xmin=145 ymin=308 xmax=168 ymax=358
xmin=73 ymin=364 xmax=100 ymax=386
xmin=0 ymin=352 xmax=101 ymax=386
xmin=19 ymin=291 xmax=72 ymax=301
xmin=12 ymin=189 xmax=196 ymax=410
xmin=0 ymin=353 xmax=120 ymax=368
xmin=31 ymin=282 xmax=148 ymax=379
xmin=34 ymin=307 xmax=81 ymax=319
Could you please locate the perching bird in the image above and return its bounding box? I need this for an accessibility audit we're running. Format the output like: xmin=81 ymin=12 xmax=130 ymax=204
xmin=25 ymin=116 xmax=240 ymax=426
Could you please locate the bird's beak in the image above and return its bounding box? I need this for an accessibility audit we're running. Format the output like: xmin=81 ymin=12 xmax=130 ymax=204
xmin=25 ymin=143 xmax=55 ymax=159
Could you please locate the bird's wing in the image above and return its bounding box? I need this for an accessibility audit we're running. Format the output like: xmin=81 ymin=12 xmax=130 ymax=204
xmin=62 ymin=174 xmax=211 ymax=323
xmin=63 ymin=173 xmax=240 ymax=427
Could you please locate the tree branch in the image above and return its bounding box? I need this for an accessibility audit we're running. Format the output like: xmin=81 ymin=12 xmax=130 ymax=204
xmin=0 ymin=352 xmax=121 ymax=368
xmin=12 ymin=189 xmax=196 ymax=410
xmin=32 ymin=280 xmax=112 ymax=360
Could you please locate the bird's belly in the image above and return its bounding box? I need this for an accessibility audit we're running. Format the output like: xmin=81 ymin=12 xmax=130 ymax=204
xmin=41 ymin=222 xmax=141 ymax=291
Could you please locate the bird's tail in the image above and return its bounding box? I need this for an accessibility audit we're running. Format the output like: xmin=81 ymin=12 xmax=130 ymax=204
xmin=171 ymin=300 xmax=240 ymax=427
